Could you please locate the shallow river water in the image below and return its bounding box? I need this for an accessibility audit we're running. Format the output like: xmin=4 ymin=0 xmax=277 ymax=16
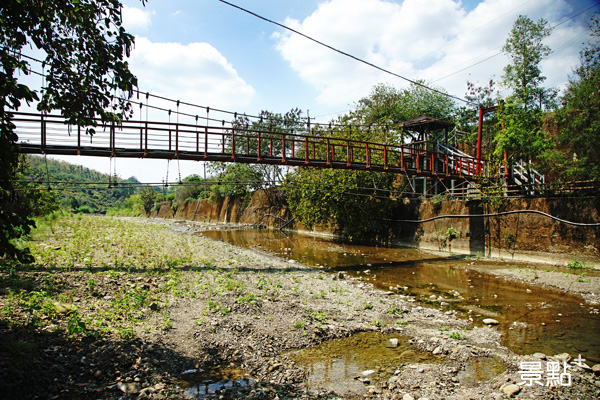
xmin=200 ymin=228 xmax=600 ymax=364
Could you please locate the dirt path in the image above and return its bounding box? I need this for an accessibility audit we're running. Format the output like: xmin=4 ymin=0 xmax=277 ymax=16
xmin=1 ymin=216 xmax=599 ymax=399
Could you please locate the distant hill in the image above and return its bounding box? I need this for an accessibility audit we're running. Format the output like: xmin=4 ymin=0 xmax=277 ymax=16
xmin=18 ymin=155 xmax=140 ymax=213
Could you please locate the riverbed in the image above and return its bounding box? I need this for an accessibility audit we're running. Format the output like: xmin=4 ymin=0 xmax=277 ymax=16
xmin=200 ymin=228 xmax=600 ymax=363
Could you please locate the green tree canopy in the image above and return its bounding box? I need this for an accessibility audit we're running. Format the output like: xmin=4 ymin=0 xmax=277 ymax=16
xmin=282 ymin=82 xmax=456 ymax=239
xmin=1 ymin=0 xmax=140 ymax=260
xmin=495 ymin=15 xmax=555 ymax=163
xmin=353 ymin=81 xmax=456 ymax=127
xmin=502 ymin=15 xmax=554 ymax=110
xmin=544 ymin=13 xmax=600 ymax=181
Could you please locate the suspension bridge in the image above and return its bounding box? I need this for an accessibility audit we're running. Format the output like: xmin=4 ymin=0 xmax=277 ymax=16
xmin=13 ymin=111 xmax=487 ymax=188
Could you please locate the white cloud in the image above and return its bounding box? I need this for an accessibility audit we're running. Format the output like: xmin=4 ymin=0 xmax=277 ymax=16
xmin=275 ymin=0 xmax=589 ymax=107
xmin=128 ymin=37 xmax=256 ymax=119
xmin=122 ymin=5 xmax=153 ymax=32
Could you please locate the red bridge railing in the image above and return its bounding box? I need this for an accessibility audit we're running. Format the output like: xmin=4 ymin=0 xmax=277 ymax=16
xmin=13 ymin=112 xmax=487 ymax=179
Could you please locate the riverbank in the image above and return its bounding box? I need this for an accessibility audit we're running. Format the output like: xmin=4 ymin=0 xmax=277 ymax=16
xmin=1 ymin=215 xmax=599 ymax=399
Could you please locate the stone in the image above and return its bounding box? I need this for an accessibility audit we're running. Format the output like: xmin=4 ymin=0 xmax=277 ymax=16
xmin=432 ymin=346 xmax=443 ymax=355
xmin=555 ymin=353 xmax=571 ymax=363
xmin=402 ymin=394 xmax=415 ymax=400
xmin=502 ymin=384 xmax=521 ymax=397
xmin=118 ymin=382 xmax=141 ymax=395
xmin=533 ymin=352 xmax=546 ymax=360
xmin=389 ymin=338 xmax=399 ymax=347
xmin=592 ymin=364 xmax=600 ymax=375
xmin=482 ymin=318 xmax=499 ymax=325
xmin=149 ymin=302 xmax=159 ymax=311
xmin=361 ymin=370 xmax=376 ymax=377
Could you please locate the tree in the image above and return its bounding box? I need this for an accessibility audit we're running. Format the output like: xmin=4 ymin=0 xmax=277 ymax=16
xmin=282 ymin=82 xmax=456 ymax=239
xmin=228 ymin=108 xmax=305 ymax=184
xmin=207 ymin=163 xmax=264 ymax=200
xmin=172 ymin=174 xmax=210 ymax=205
xmin=456 ymin=80 xmax=502 ymax=160
xmin=546 ymin=13 xmax=600 ymax=181
xmin=501 ymin=15 xmax=554 ymax=109
xmin=1 ymin=0 xmax=140 ymax=260
xmin=495 ymin=15 xmax=555 ymax=163
xmin=139 ymin=187 xmax=161 ymax=215
xmin=354 ymin=81 xmax=456 ymax=127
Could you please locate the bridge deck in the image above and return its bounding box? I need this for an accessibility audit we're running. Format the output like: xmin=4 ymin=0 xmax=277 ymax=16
xmin=13 ymin=112 xmax=487 ymax=180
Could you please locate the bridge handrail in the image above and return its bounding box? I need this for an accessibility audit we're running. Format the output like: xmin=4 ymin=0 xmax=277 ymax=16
xmin=12 ymin=111 xmax=488 ymax=178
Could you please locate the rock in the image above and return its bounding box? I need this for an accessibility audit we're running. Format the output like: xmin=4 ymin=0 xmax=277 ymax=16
xmin=118 ymin=382 xmax=141 ymax=395
xmin=389 ymin=338 xmax=399 ymax=347
xmin=149 ymin=302 xmax=159 ymax=311
xmin=402 ymin=394 xmax=415 ymax=400
xmin=482 ymin=318 xmax=499 ymax=325
xmin=533 ymin=352 xmax=546 ymax=360
xmin=555 ymin=353 xmax=571 ymax=363
xmin=502 ymin=384 xmax=521 ymax=397
xmin=338 ymin=272 xmax=345 ymax=280
xmin=432 ymin=346 xmax=443 ymax=355
xmin=52 ymin=301 xmax=71 ymax=314
xmin=361 ymin=370 xmax=376 ymax=377
xmin=592 ymin=364 xmax=600 ymax=375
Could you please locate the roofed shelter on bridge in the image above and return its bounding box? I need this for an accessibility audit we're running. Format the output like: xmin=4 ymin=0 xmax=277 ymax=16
xmin=399 ymin=115 xmax=465 ymax=196
xmin=401 ymin=115 xmax=455 ymax=148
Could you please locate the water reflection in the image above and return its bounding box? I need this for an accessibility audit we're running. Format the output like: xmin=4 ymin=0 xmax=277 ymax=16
xmin=200 ymin=229 xmax=600 ymax=362
xmin=178 ymin=366 xmax=254 ymax=399
xmin=287 ymin=332 xmax=440 ymax=396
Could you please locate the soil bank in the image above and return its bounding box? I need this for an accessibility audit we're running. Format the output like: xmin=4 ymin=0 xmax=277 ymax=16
xmin=151 ymin=191 xmax=600 ymax=268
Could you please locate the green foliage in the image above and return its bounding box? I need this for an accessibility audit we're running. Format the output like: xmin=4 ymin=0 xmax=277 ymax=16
xmin=502 ymin=15 xmax=555 ymax=110
xmin=309 ymin=311 xmax=328 ymax=322
xmin=495 ymin=15 xmax=556 ymax=165
xmin=495 ymin=98 xmax=551 ymax=161
xmin=208 ymin=163 xmax=263 ymax=200
xmin=1 ymin=0 xmax=140 ymax=260
xmin=456 ymin=80 xmax=502 ymax=159
xmin=171 ymin=174 xmax=210 ymax=205
xmin=139 ymin=187 xmax=162 ymax=215
xmin=282 ymin=82 xmax=457 ymax=239
xmin=292 ymin=319 xmax=306 ymax=329
xmin=545 ymin=13 xmax=600 ymax=181
xmin=568 ymin=259 xmax=590 ymax=270
xmin=448 ymin=331 xmax=465 ymax=340
xmin=356 ymin=82 xmax=456 ymax=126
xmin=504 ymin=232 xmax=516 ymax=247
xmin=18 ymin=156 xmax=137 ymax=214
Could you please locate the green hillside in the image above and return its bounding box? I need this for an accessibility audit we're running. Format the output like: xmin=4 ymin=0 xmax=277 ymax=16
xmin=18 ymin=155 xmax=139 ymax=213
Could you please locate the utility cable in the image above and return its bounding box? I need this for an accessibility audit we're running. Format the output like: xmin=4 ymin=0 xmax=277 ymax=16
xmin=217 ymin=0 xmax=472 ymax=105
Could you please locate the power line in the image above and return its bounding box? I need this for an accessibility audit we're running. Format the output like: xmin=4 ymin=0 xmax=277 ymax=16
xmin=217 ymin=0 xmax=473 ymax=106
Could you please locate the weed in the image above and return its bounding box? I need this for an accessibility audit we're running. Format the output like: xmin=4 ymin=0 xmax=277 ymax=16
xmin=360 ymin=302 xmax=374 ymax=310
xmin=371 ymin=319 xmax=382 ymax=327
xmin=386 ymin=305 xmax=404 ymax=315
xmin=235 ymin=292 xmax=256 ymax=304
xmin=309 ymin=311 xmax=328 ymax=322
xmin=568 ymin=259 xmax=590 ymax=270
xmin=292 ymin=320 xmax=306 ymax=329
xmin=448 ymin=331 xmax=465 ymax=340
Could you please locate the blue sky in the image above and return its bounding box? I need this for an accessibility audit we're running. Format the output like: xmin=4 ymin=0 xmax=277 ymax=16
xmin=45 ymin=0 xmax=599 ymax=182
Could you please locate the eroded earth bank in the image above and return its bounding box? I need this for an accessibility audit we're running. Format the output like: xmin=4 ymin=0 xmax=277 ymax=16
xmin=1 ymin=216 xmax=599 ymax=399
